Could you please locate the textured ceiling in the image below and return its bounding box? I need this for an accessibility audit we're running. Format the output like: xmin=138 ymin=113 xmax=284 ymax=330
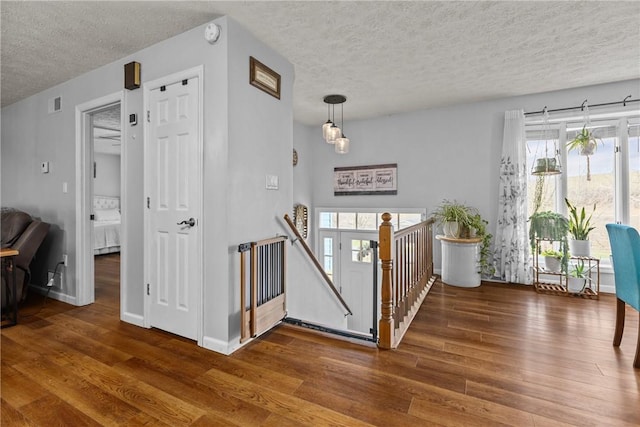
xmin=2 ymin=1 xmax=639 ymax=125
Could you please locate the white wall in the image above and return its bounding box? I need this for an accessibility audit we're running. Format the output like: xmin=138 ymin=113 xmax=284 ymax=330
xmin=305 ymin=79 xmax=640 ymax=293
xmin=223 ymin=19 xmax=294 ymax=349
xmin=1 ymin=16 xmax=296 ymax=352
xmin=93 ymin=153 xmax=120 ymax=197
xmin=287 ymin=122 xmax=348 ymax=328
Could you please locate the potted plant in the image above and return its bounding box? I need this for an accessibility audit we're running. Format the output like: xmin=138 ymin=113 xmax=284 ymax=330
xmin=532 ymin=157 xmax=561 ymax=176
xmin=567 ymin=260 xmax=587 ymax=293
xmin=565 ymin=198 xmax=595 ymax=258
xmin=541 ymin=248 xmax=563 ymax=272
xmin=433 ymin=200 xmax=494 ymax=277
xmin=433 ymin=200 xmax=472 ymax=238
xmin=529 ymin=211 xmax=569 ymax=272
xmin=467 ymin=213 xmax=495 ymax=277
xmin=567 ymin=126 xmax=601 ymax=181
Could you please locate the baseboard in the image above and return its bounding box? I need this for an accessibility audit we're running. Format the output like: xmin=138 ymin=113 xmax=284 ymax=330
xmin=121 ymin=311 xmax=145 ymax=327
xmin=28 ymin=284 xmax=77 ymax=305
xmin=201 ymin=335 xmax=244 ymax=355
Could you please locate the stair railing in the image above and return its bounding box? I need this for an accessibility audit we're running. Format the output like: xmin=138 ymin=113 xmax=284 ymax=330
xmin=378 ymin=213 xmax=436 ymax=349
xmin=283 ymin=214 xmax=352 ymax=316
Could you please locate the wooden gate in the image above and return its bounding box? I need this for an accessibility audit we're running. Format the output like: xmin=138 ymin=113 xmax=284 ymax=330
xmin=238 ymin=236 xmax=287 ymax=342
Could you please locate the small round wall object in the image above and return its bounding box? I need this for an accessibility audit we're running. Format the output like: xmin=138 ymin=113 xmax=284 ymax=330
xmin=204 ymin=23 xmax=221 ymax=44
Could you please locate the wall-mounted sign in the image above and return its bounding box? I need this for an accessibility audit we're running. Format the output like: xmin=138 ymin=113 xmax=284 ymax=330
xmin=334 ymin=163 xmax=397 ymax=196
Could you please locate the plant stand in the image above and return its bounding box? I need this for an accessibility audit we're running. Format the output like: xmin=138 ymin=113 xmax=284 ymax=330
xmin=533 ymin=238 xmax=599 ymax=299
xmin=436 ymin=235 xmax=482 ymax=288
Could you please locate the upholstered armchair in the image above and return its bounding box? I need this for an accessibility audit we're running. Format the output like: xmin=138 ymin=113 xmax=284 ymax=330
xmin=1 ymin=208 xmax=50 ymax=308
xmin=605 ymin=223 xmax=640 ymax=368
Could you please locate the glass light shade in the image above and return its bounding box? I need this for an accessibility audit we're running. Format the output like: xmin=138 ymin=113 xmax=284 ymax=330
xmin=326 ymin=124 xmax=341 ymax=144
xmin=322 ymin=120 xmax=333 ymax=141
xmin=335 ymin=135 xmax=349 ymax=154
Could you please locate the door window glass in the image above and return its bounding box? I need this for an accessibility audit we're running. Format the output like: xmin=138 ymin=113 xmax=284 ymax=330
xmin=351 ymin=239 xmax=372 ymax=263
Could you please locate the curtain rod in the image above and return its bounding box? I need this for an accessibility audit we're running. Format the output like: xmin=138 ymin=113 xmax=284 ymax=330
xmin=524 ymin=95 xmax=639 ymax=116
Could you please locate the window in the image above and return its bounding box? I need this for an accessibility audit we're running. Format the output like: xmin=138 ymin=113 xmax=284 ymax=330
xmin=351 ymin=239 xmax=372 ymax=263
xmin=526 ymin=113 xmax=639 ymax=262
xmin=323 ymin=237 xmax=334 ymax=280
xmin=318 ymin=209 xmax=425 ymax=231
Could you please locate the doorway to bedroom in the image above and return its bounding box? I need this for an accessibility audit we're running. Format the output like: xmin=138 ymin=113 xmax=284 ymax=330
xmin=76 ymin=93 xmax=124 ymax=311
xmin=91 ymin=104 xmax=122 ymax=308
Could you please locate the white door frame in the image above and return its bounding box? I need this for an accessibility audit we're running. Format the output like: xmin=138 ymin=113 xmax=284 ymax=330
xmin=75 ymin=91 xmax=125 ymax=307
xmin=142 ymin=66 xmax=204 ymax=345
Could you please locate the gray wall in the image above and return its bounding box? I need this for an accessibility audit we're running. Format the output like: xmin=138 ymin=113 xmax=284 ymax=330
xmin=224 ymin=19 xmax=294 ymax=347
xmin=93 ymin=153 xmax=121 ymax=197
xmin=1 ymin=16 xmax=295 ymax=352
xmin=304 ymin=78 xmax=639 ymax=290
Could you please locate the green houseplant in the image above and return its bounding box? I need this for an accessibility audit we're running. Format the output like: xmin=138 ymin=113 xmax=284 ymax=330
xmin=565 ymin=198 xmax=596 ymax=257
xmin=567 ymin=260 xmax=588 ymax=293
xmin=432 ymin=200 xmax=474 ymax=238
xmin=567 ymin=126 xmax=601 ymax=181
xmin=529 ymin=211 xmax=569 ymax=272
xmin=433 ymin=200 xmax=494 ymax=277
xmin=541 ymin=248 xmax=563 ymax=272
xmin=467 ymin=213 xmax=495 ymax=277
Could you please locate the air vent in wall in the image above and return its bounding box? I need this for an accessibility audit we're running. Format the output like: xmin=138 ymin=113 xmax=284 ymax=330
xmin=48 ymin=96 xmax=61 ymax=114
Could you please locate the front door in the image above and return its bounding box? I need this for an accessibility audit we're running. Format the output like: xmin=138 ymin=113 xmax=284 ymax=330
xmin=339 ymin=232 xmax=377 ymax=334
xmin=146 ymin=75 xmax=201 ymax=340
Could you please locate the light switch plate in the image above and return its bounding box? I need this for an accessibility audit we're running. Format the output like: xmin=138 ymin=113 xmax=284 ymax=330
xmin=41 ymin=161 xmax=49 ymax=173
xmin=266 ymin=174 xmax=279 ymax=190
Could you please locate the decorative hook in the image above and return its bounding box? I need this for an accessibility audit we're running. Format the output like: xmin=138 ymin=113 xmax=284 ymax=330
xmin=581 ymin=99 xmax=588 ymax=111
xmin=623 ymin=95 xmax=631 ymax=106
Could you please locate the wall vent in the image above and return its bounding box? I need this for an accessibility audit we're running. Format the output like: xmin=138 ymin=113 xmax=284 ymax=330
xmin=48 ymin=96 xmax=61 ymax=113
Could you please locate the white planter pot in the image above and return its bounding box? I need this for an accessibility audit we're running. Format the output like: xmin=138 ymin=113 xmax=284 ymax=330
xmin=567 ymin=276 xmax=586 ymax=293
xmin=569 ymin=239 xmax=591 ymax=258
xmin=543 ymin=256 xmax=561 ymax=272
xmin=443 ymin=221 xmax=460 ymax=238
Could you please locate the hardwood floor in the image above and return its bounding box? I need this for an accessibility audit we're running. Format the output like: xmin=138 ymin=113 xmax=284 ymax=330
xmin=2 ymin=254 xmax=639 ymax=426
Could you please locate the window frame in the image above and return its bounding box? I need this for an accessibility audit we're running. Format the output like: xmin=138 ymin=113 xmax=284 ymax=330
xmin=525 ymin=109 xmax=639 ymax=267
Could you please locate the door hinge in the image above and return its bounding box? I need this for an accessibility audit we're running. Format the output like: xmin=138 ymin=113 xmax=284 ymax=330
xmin=146 ymin=110 xmax=150 ymax=123
xmin=90 ymin=214 xmax=95 ymax=221
xmin=147 ymin=197 xmax=150 ymax=209
xmin=615 ymin=146 xmax=620 ymax=153
xmin=147 ymin=283 xmax=150 ymax=295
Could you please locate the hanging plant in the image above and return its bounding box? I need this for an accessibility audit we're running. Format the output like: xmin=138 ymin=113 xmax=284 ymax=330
xmin=529 ymin=211 xmax=569 ymax=273
xmin=567 ymin=125 xmax=601 ymax=181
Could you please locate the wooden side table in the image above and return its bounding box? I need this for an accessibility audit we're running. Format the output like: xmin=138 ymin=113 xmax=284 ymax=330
xmin=1 ymin=248 xmax=20 ymax=328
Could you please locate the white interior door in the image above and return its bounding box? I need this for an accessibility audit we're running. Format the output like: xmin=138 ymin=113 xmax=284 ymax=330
xmin=146 ymin=76 xmax=201 ymax=340
xmin=339 ymin=232 xmax=377 ymax=334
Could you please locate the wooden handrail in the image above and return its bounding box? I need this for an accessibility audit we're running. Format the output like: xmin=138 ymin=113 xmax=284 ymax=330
xmin=283 ymin=214 xmax=352 ymax=316
xmin=378 ymin=213 xmax=436 ymax=349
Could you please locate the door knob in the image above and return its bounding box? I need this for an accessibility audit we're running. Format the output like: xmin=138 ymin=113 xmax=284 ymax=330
xmin=177 ymin=217 xmax=196 ymax=227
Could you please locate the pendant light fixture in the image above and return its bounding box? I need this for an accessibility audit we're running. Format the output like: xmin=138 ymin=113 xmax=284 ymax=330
xmin=323 ymin=95 xmax=346 ymax=147
xmin=335 ymin=101 xmax=349 ymax=154
xmin=322 ymin=102 xmax=333 ymax=141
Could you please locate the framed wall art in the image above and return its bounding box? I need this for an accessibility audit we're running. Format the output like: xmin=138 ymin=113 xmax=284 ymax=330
xmin=249 ymin=56 xmax=281 ymax=99
xmin=334 ymin=163 xmax=397 ymax=196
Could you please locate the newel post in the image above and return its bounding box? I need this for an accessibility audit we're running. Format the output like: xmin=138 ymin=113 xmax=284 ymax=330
xmin=378 ymin=212 xmax=394 ymax=349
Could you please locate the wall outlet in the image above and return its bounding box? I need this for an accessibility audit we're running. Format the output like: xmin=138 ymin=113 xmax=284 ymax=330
xmin=63 ymin=254 xmax=68 ymax=266
xmin=47 ymin=270 xmax=62 ymax=288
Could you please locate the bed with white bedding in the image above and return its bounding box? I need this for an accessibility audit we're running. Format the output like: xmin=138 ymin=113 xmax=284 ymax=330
xmin=93 ymin=196 xmax=121 ymax=255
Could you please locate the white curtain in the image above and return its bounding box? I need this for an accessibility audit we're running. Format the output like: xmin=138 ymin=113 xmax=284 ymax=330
xmin=494 ymin=110 xmax=531 ymax=284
